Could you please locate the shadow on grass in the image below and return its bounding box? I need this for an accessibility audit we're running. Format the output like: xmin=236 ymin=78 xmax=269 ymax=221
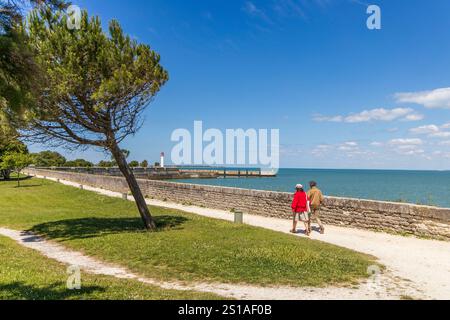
xmin=2 ymin=175 xmax=34 ymax=182
xmin=18 ymin=176 xmax=33 ymax=181
xmin=0 ymin=282 xmax=106 ymax=300
xmin=13 ymin=184 xmax=43 ymax=188
xmin=28 ymin=216 xmax=189 ymax=241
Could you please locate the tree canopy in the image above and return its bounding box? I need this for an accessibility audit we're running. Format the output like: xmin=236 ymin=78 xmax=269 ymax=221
xmin=1 ymin=150 xmax=33 ymax=186
xmin=140 ymin=160 xmax=148 ymax=168
xmin=65 ymin=158 xmax=93 ymax=167
xmin=0 ymin=137 xmax=27 ymax=179
xmin=23 ymin=9 xmax=168 ymax=149
xmin=22 ymin=8 xmax=169 ymax=230
xmin=0 ymin=0 xmax=66 ymax=139
xmin=32 ymin=150 xmax=66 ymax=167
xmin=129 ymin=160 xmax=139 ymax=168
xmin=97 ymin=160 xmax=114 ymax=168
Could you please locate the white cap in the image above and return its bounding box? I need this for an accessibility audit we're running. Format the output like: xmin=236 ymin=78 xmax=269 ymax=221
xmin=296 ymin=184 xmax=303 ymax=189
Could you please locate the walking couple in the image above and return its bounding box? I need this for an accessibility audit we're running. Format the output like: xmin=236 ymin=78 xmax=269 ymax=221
xmin=290 ymin=181 xmax=325 ymax=236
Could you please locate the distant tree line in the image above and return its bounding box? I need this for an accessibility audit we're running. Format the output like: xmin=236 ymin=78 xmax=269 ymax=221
xmin=1 ymin=144 xmax=152 ymax=180
xmin=0 ymin=138 xmax=32 ymax=185
xmin=31 ymin=150 xmax=151 ymax=168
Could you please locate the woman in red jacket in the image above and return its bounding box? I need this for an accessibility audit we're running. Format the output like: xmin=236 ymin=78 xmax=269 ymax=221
xmin=291 ymin=184 xmax=311 ymax=235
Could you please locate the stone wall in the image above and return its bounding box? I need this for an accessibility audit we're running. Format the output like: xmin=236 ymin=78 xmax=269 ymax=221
xmin=25 ymin=168 xmax=450 ymax=240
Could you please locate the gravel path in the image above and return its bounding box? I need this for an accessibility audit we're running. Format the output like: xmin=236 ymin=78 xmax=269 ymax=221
xmin=0 ymin=227 xmax=427 ymax=300
xmin=3 ymin=175 xmax=449 ymax=300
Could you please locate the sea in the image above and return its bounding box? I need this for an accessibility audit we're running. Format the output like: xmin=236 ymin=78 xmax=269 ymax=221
xmin=174 ymin=168 xmax=450 ymax=208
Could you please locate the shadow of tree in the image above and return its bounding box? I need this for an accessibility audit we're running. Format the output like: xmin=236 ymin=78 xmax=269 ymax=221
xmin=1 ymin=176 xmax=35 ymax=183
xmin=14 ymin=184 xmax=43 ymax=188
xmin=2 ymin=175 xmax=34 ymax=182
xmin=28 ymin=216 xmax=189 ymax=241
xmin=18 ymin=176 xmax=33 ymax=181
xmin=0 ymin=281 xmax=106 ymax=300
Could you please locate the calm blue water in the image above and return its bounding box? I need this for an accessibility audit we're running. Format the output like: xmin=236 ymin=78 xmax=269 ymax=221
xmin=175 ymin=169 xmax=450 ymax=208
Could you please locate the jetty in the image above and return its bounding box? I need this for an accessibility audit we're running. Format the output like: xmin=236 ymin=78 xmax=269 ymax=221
xmin=32 ymin=166 xmax=277 ymax=180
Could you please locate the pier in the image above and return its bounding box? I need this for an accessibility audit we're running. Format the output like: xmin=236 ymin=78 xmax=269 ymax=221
xmin=31 ymin=166 xmax=277 ymax=180
xmin=179 ymin=168 xmax=276 ymax=178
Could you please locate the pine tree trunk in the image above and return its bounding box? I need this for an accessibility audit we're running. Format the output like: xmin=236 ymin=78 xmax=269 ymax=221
xmin=109 ymin=143 xmax=156 ymax=231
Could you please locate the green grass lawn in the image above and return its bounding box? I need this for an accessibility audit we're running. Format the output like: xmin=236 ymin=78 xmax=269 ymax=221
xmin=0 ymin=236 xmax=223 ymax=300
xmin=0 ymin=177 xmax=377 ymax=288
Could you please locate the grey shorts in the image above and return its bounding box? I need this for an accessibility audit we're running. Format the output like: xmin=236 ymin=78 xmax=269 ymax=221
xmin=293 ymin=212 xmax=310 ymax=222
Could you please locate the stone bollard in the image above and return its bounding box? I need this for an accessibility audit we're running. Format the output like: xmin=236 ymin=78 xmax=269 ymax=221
xmin=122 ymin=193 xmax=128 ymax=200
xmin=234 ymin=210 xmax=244 ymax=224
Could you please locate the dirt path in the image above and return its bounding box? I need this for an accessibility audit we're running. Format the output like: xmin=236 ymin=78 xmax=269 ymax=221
xmin=9 ymin=175 xmax=450 ymax=300
xmin=0 ymin=227 xmax=426 ymax=300
xmin=145 ymin=201 xmax=450 ymax=300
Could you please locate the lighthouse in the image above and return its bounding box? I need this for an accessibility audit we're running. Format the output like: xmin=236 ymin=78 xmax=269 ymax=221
xmin=160 ymin=152 xmax=165 ymax=168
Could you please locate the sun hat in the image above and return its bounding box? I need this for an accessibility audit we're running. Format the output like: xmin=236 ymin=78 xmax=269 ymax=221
xmin=296 ymin=184 xmax=303 ymax=189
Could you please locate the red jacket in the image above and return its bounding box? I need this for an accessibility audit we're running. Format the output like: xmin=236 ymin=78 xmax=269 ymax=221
xmin=291 ymin=191 xmax=309 ymax=213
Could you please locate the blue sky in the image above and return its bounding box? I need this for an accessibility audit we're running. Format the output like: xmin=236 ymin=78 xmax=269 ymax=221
xmin=29 ymin=0 xmax=450 ymax=170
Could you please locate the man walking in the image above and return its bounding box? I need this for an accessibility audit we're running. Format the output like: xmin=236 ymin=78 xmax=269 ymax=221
xmin=307 ymin=181 xmax=325 ymax=234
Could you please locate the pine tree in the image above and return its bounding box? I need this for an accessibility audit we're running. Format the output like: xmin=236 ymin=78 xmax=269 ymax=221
xmin=24 ymin=8 xmax=169 ymax=230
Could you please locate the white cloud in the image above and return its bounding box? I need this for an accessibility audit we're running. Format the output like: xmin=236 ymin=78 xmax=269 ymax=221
xmin=388 ymin=138 xmax=423 ymax=146
xmin=345 ymin=150 xmax=373 ymax=157
xmin=409 ymin=123 xmax=450 ymax=139
xmin=346 ymin=108 xmax=423 ymax=123
xmin=316 ymin=144 xmax=331 ymax=149
xmin=311 ymin=144 xmax=333 ymax=157
xmin=409 ymin=125 xmax=440 ymax=135
xmin=386 ymin=138 xmax=426 ymax=156
xmin=387 ymin=127 xmax=399 ymax=133
xmin=433 ymin=151 xmax=450 ymax=158
xmin=279 ymin=144 xmax=305 ymax=156
xmin=243 ymin=2 xmax=260 ymax=15
xmin=398 ymin=145 xmax=421 ymax=150
xmin=309 ymin=137 xmax=436 ymax=162
xmin=313 ymin=115 xmax=343 ymax=122
xmin=273 ymin=0 xmax=305 ymax=18
xmin=438 ymin=140 xmax=450 ymax=146
xmin=429 ymin=132 xmax=450 ymax=138
xmin=243 ymin=2 xmax=273 ymax=24
xmin=311 ymin=141 xmax=374 ymax=159
xmin=403 ymin=113 xmax=424 ymax=121
xmin=338 ymin=141 xmax=358 ymax=151
xmin=314 ymin=108 xmax=423 ymax=123
xmin=395 ymin=87 xmax=450 ymax=109
xmin=432 ymin=150 xmax=450 ymax=160
xmin=397 ymin=148 xmax=425 ymax=156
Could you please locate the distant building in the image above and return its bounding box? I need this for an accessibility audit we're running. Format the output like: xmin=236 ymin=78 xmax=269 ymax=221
xmin=160 ymin=152 xmax=165 ymax=168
